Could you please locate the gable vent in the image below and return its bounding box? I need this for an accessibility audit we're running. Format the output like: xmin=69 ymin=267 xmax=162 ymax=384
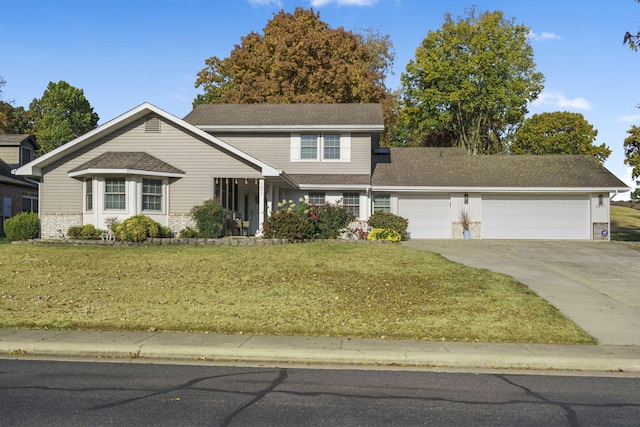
xmin=145 ymin=117 xmax=161 ymax=133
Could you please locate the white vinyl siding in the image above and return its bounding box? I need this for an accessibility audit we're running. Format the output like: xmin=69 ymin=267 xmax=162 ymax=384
xmin=482 ymin=194 xmax=590 ymax=240
xmin=398 ymin=194 xmax=451 ymax=239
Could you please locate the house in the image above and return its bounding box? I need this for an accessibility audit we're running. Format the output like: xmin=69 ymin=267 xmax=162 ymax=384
xmin=13 ymin=102 xmax=629 ymax=240
xmin=0 ymin=133 xmax=39 ymax=233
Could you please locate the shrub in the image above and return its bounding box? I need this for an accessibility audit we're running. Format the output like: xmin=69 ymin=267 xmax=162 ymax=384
xmin=309 ymin=202 xmax=355 ymax=239
xmin=367 ymin=228 xmax=401 ymax=242
xmin=190 ymin=198 xmax=227 ymax=238
xmin=158 ymin=226 xmax=173 ymax=238
xmin=262 ymin=205 xmax=315 ymax=242
xmin=67 ymin=224 xmax=102 ymax=240
xmin=368 ymin=211 xmax=409 ymax=240
xmin=4 ymin=212 xmax=39 ymax=242
xmin=179 ymin=227 xmax=200 ymax=238
xmin=112 ymin=215 xmax=160 ymax=242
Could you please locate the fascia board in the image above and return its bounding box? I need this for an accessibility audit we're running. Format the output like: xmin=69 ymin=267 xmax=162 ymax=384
xmin=371 ymin=186 xmax=632 ymax=193
xmin=298 ymin=184 xmax=371 ymax=191
xmin=68 ymin=168 xmax=185 ymax=179
xmin=196 ymin=125 xmax=384 ymax=132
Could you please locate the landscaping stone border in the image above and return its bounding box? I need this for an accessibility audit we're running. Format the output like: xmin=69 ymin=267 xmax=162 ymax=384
xmin=13 ymin=237 xmax=392 ymax=246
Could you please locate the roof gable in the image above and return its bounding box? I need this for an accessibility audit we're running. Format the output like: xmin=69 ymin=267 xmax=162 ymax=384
xmin=68 ymin=152 xmax=185 ymax=178
xmin=13 ymin=103 xmax=280 ymax=178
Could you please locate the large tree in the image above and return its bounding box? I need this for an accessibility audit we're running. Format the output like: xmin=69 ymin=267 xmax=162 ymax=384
xmin=511 ymin=111 xmax=611 ymax=163
xmin=28 ymin=80 xmax=99 ymax=154
xmin=194 ymin=8 xmax=394 ymax=116
xmin=624 ymin=125 xmax=640 ymax=180
xmin=396 ymin=8 xmax=544 ymax=154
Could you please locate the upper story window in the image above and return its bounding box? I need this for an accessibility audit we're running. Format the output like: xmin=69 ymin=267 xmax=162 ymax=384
xmin=142 ymin=179 xmax=163 ymax=211
xmin=291 ymin=133 xmax=350 ymax=162
xmin=105 ymin=178 xmax=126 ymax=210
xmin=301 ymin=134 xmax=318 ymax=160
xmin=20 ymin=145 xmax=33 ymax=166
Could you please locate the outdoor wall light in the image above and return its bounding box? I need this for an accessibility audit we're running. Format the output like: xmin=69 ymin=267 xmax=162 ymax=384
xmin=464 ymin=193 xmax=469 ymax=204
xmin=598 ymin=194 xmax=604 ymax=207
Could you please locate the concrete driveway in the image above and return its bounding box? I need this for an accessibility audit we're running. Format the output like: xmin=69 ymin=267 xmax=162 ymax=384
xmin=402 ymin=240 xmax=640 ymax=346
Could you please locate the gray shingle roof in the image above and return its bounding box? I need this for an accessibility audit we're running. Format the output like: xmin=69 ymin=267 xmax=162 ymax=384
xmin=69 ymin=152 xmax=185 ymax=175
xmin=0 ymin=134 xmax=39 ymax=150
xmin=0 ymin=158 xmax=37 ymax=188
xmin=183 ymin=104 xmax=384 ymax=128
xmin=288 ymin=174 xmax=371 ymax=186
xmin=372 ymin=148 xmax=628 ymax=188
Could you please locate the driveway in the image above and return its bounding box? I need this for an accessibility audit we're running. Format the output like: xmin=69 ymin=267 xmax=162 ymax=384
xmin=402 ymin=240 xmax=640 ymax=346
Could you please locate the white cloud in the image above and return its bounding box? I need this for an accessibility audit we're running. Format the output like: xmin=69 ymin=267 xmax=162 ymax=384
xmin=532 ymin=91 xmax=592 ymax=110
xmin=615 ymin=114 xmax=640 ymax=123
xmin=309 ymin=0 xmax=378 ymax=6
xmin=528 ymin=31 xmax=561 ymax=41
xmin=247 ymin=0 xmax=283 ymax=6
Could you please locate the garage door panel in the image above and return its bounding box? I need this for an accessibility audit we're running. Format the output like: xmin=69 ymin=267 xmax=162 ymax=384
xmin=482 ymin=195 xmax=589 ymax=240
xmin=399 ymin=195 xmax=450 ymax=239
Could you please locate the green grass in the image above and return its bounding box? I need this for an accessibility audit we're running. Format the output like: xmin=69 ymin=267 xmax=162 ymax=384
xmin=611 ymin=206 xmax=640 ymax=242
xmin=0 ymin=242 xmax=594 ymax=344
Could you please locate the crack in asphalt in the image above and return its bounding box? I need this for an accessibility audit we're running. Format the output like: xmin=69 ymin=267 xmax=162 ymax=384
xmin=221 ymin=368 xmax=288 ymax=427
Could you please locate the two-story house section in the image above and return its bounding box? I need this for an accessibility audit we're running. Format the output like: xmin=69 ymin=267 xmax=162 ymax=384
xmin=182 ymin=103 xmax=384 ymax=229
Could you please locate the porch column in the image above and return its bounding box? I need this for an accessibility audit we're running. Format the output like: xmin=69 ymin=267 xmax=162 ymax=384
xmin=257 ymin=179 xmax=265 ymax=236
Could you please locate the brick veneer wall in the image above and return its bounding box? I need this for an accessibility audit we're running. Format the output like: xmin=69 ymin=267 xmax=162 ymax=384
xmin=592 ymin=222 xmax=610 ymax=241
xmin=168 ymin=214 xmax=195 ymax=235
xmin=40 ymin=213 xmax=82 ymax=239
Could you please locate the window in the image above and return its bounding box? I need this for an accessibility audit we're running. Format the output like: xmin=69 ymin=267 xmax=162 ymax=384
xmin=22 ymin=192 xmax=38 ymax=212
xmin=323 ymin=134 xmax=341 ymax=160
xmin=105 ymin=178 xmax=126 ymax=210
xmin=85 ymin=179 xmax=93 ymax=211
xmin=308 ymin=192 xmax=325 ymax=205
xmin=373 ymin=194 xmax=391 ymax=213
xmin=214 ymin=178 xmax=239 ymax=212
xmin=20 ymin=146 xmax=33 ymax=166
xmin=343 ymin=193 xmax=360 ymax=217
xmin=301 ymin=134 xmax=318 ymax=160
xmin=142 ymin=179 xmax=162 ymax=211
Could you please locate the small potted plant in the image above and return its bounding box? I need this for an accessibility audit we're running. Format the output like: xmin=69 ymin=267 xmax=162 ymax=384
xmin=458 ymin=208 xmax=471 ymax=240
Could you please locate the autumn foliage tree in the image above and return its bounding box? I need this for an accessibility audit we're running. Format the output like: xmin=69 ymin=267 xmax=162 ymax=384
xmin=624 ymin=126 xmax=640 ymax=180
xmin=194 ymin=8 xmax=395 ymax=138
xmin=511 ymin=111 xmax=611 ymax=163
xmin=396 ymin=9 xmax=544 ymax=154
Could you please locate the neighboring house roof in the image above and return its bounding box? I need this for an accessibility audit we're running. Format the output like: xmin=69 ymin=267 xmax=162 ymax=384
xmin=183 ymin=103 xmax=385 ymax=132
xmin=68 ymin=152 xmax=185 ymax=178
xmin=13 ymin=103 xmax=281 ymax=178
xmin=0 ymin=158 xmax=37 ymax=189
xmin=0 ymin=134 xmax=39 ymax=151
xmin=288 ymin=174 xmax=371 ymax=189
xmin=372 ymin=147 xmax=629 ymax=192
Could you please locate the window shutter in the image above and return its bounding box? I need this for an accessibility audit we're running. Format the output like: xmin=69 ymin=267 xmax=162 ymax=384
xmin=341 ymin=133 xmax=351 ymax=161
xmin=290 ymin=133 xmax=301 ymax=161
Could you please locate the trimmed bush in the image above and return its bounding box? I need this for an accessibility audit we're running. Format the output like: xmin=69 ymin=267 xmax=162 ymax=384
xmin=4 ymin=212 xmax=39 ymax=242
xmin=67 ymin=224 xmax=102 ymax=240
xmin=262 ymin=206 xmax=315 ymax=242
xmin=190 ymin=198 xmax=227 ymax=238
xmin=309 ymin=202 xmax=355 ymax=239
xmin=367 ymin=228 xmax=401 ymax=242
xmin=367 ymin=211 xmax=409 ymax=240
xmin=179 ymin=227 xmax=200 ymax=238
xmin=112 ymin=215 xmax=160 ymax=242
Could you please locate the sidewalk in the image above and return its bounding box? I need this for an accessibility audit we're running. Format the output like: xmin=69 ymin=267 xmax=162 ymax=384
xmin=1 ymin=329 xmax=638 ymax=373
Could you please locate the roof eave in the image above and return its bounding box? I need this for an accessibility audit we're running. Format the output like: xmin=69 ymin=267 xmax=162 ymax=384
xmin=196 ymin=125 xmax=384 ymax=133
xmin=371 ymin=186 xmax=632 ymax=193
xmin=68 ymin=168 xmax=185 ymax=178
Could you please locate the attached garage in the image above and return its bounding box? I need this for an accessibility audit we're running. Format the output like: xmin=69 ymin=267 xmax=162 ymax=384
xmin=398 ymin=194 xmax=450 ymax=239
xmin=482 ymin=194 xmax=591 ymax=240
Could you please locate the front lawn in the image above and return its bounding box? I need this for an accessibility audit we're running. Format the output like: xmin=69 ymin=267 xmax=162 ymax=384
xmin=0 ymin=242 xmax=594 ymax=344
xmin=611 ymin=205 xmax=640 ymax=241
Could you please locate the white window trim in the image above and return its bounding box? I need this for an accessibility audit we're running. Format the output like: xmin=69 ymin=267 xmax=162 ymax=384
xmin=290 ymin=133 xmax=351 ymax=162
xmin=141 ymin=178 xmax=165 ymax=212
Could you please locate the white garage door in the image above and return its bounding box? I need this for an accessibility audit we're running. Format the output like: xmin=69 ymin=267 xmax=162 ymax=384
xmin=482 ymin=194 xmax=590 ymax=240
xmin=398 ymin=194 xmax=450 ymax=239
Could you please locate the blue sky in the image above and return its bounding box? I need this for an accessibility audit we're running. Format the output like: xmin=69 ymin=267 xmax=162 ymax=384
xmin=2 ymin=0 xmax=639 ymax=196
